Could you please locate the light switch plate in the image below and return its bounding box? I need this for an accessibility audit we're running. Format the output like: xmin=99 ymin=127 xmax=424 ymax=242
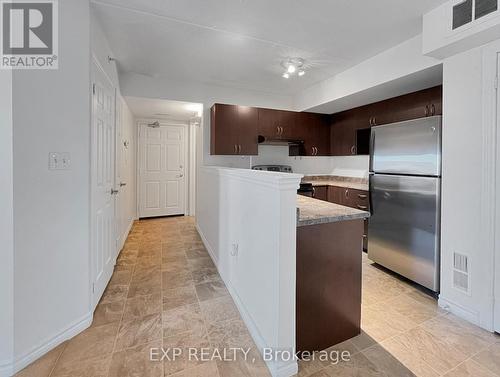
xmin=48 ymin=152 xmax=71 ymax=170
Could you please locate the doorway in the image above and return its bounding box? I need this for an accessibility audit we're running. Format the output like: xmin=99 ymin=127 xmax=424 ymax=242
xmin=138 ymin=122 xmax=188 ymax=218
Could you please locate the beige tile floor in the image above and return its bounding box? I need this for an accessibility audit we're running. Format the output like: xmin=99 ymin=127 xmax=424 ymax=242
xmin=17 ymin=217 xmax=500 ymax=377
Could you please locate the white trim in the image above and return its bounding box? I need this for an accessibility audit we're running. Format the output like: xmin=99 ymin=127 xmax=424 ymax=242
xmin=136 ymin=121 xmax=191 ymax=218
xmin=481 ymin=40 xmax=500 ymax=332
xmin=196 ymin=223 xmax=298 ymax=377
xmin=12 ymin=312 xmax=93 ymax=375
xmin=438 ymin=296 xmax=481 ymax=326
xmin=0 ymin=360 xmax=13 ymax=377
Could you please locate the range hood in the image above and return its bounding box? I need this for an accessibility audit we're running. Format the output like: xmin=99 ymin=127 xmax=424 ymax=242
xmin=258 ymin=135 xmax=304 ymax=146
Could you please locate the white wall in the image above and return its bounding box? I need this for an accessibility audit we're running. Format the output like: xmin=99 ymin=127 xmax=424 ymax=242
xmin=119 ymin=72 xmax=295 ymax=169
xmin=197 ymin=167 xmax=301 ymax=377
xmin=439 ymin=43 xmax=496 ymax=330
xmin=250 ymin=145 xmax=369 ymax=177
xmin=0 ymin=70 xmax=13 ymax=377
xmin=12 ymin=0 xmax=92 ymax=371
xmin=295 ymin=34 xmax=442 ymax=113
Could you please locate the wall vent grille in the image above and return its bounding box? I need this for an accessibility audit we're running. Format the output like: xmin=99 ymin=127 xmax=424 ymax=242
xmin=453 ymin=0 xmax=473 ymax=29
xmin=453 ymin=252 xmax=470 ymax=294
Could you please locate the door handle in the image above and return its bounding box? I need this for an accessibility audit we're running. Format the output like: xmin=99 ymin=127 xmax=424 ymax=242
xmin=238 ymin=145 xmax=242 ymax=153
xmin=345 ymin=189 xmax=349 ymax=199
xmin=357 ymin=205 xmax=368 ymax=210
xmin=425 ymin=105 xmax=429 ymax=117
xmin=314 ymin=147 xmax=318 ymax=155
xmin=431 ymin=104 xmax=436 ymax=116
xmin=276 ymin=126 xmax=280 ymax=136
xmin=176 ymin=174 xmax=184 ymax=178
xmin=110 ymin=189 xmax=119 ymax=195
xmin=351 ymin=145 xmax=356 ymax=155
xmin=120 ymin=182 xmax=127 ymax=187
xmin=234 ymin=145 xmax=237 ymax=154
xmin=358 ymin=194 xmax=367 ymax=199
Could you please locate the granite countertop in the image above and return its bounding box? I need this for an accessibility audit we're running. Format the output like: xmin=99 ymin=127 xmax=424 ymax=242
xmin=297 ymin=195 xmax=370 ymax=227
xmin=301 ymin=175 xmax=369 ymax=191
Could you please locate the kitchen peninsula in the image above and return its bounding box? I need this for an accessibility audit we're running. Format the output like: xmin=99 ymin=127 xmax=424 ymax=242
xmin=296 ymin=195 xmax=369 ymax=353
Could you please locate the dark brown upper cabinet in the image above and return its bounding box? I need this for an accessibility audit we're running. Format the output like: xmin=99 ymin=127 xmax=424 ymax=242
xmin=330 ymin=85 xmax=442 ymax=156
xmin=211 ymin=104 xmax=258 ymax=155
xmin=257 ymin=108 xmax=298 ymax=140
xmin=297 ymin=112 xmax=331 ymax=156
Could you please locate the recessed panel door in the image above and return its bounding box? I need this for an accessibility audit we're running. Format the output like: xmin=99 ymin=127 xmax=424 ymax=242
xmin=91 ymin=62 xmax=116 ymax=308
xmin=139 ymin=124 xmax=186 ymax=218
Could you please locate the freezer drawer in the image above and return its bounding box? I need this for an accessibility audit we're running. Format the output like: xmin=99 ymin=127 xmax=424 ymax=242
xmin=370 ymin=116 xmax=441 ymax=176
xmin=368 ymin=174 xmax=441 ymax=291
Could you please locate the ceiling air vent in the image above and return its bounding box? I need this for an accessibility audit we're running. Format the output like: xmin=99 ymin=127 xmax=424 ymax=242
xmin=453 ymin=252 xmax=470 ymax=294
xmin=475 ymin=0 xmax=498 ymax=19
xmin=453 ymin=0 xmax=473 ymax=29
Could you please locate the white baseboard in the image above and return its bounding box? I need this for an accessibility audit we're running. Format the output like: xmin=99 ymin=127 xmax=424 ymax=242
xmin=120 ymin=218 xmax=135 ymax=251
xmin=13 ymin=312 xmax=93 ymax=375
xmin=195 ymin=224 xmax=298 ymax=377
xmin=438 ymin=296 xmax=488 ymax=329
xmin=0 ymin=359 xmax=13 ymax=377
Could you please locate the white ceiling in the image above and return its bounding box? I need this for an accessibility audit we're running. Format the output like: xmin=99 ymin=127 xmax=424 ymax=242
xmin=124 ymin=96 xmax=202 ymax=121
xmin=92 ymin=0 xmax=447 ymax=96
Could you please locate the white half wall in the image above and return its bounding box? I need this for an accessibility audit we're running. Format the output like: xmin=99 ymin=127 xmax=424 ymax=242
xmin=0 ymin=70 xmax=14 ymax=377
xmin=196 ymin=167 xmax=301 ymax=377
xmin=12 ymin=0 xmax=92 ymax=372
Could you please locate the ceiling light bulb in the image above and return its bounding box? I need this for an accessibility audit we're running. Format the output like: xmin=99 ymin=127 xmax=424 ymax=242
xmin=282 ymin=72 xmax=290 ymax=79
xmin=287 ymin=65 xmax=296 ymax=74
xmin=298 ymin=70 xmax=305 ymax=76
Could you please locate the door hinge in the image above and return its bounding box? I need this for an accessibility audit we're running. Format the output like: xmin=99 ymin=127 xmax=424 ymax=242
xmin=92 ymin=283 xmax=95 ymax=294
xmin=495 ymin=77 xmax=498 ymax=90
xmin=92 ymin=83 xmax=96 ymax=95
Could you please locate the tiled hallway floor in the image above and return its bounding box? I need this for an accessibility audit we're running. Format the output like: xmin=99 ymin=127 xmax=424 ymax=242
xmin=18 ymin=217 xmax=500 ymax=377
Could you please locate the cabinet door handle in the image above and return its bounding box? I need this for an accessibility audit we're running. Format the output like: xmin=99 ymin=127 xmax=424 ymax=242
xmin=311 ymin=147 xmax=315 ymax=155
xmin=431 ymin=104 xmax=435 ymax=116
xmin=234 ymin=145 xmax=237 ymax=154
xmin=425 ymin=105 xmax=429 ymax=117
xmin=357 ymin=205 xmax=368 ymax=210
xmin=238 ymin=145 xmax=242 ymax=154
xmin=345 ymin=189 xmax=349 ymax=199
xmin=312 ymin=187 xmax=316 ymax=197
xmin=369 ymin=117 xmax=372 ymax=126
xmin=372 ymin=117 xmax=376 ymax=126
xmin=276 ymin=126 xmax=280 ymax=136
xmin=315 ymin=147 xmax=319 ymax=155
xmin=351 ymin=145 xmax=356 ymax=155
xmin=358 ymin=194 xmax=367 ymax=199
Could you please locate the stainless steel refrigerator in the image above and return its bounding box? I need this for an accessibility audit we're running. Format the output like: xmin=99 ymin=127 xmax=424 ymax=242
xmin=368 ymin=116 xmax=441 ymax=292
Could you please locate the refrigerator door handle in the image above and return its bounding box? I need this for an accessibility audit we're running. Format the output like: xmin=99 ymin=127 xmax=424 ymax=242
xmin=368 ymin=175 xmax=374 ymax=216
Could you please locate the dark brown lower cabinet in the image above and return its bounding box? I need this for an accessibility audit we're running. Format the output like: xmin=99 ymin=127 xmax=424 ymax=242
xmin=326 ymin=186 xmax=369 ymax=252
xmin=312 ymin=186 xmax=328 ymax=201
xmin=296 ymin=219 xmax=364 ymax=353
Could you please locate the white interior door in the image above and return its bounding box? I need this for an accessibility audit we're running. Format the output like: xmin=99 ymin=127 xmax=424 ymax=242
xmin=91 ymin=61 xmax=116 ymax=308
xmin=114 ymin=96 xmax=123 ymax=257
xmin=139 ymin=124 xmax=186 ymax=218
